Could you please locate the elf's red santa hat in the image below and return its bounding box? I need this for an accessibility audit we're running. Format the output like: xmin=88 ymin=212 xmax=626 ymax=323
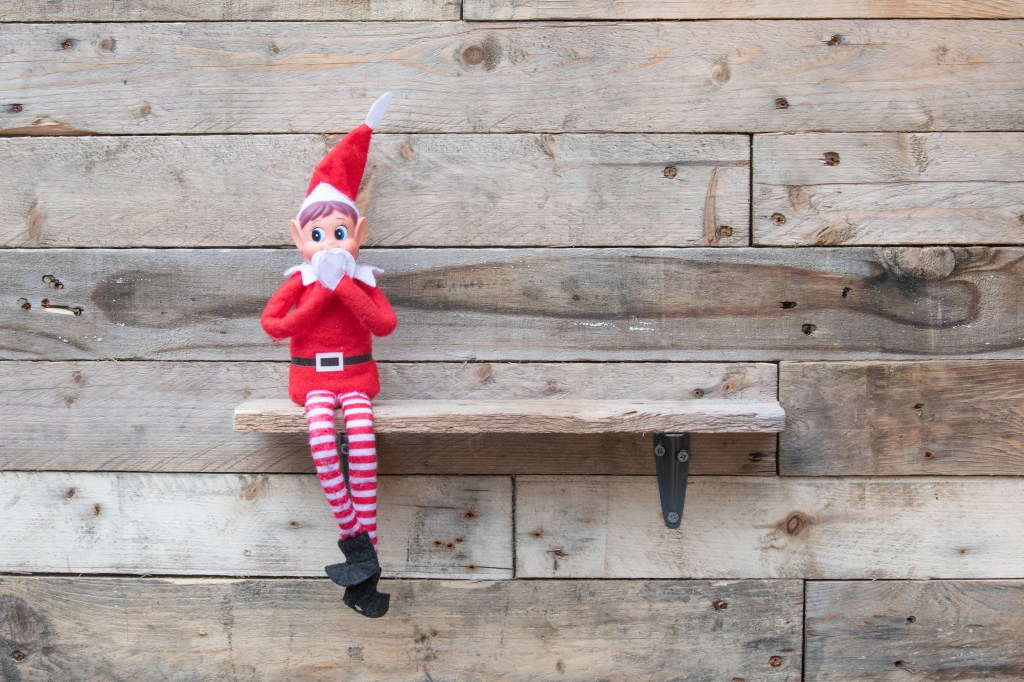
xmin=296 ymin=92 xmax=392 ymax=221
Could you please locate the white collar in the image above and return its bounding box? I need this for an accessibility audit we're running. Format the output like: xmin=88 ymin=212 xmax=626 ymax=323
xmin=283 ymin=261 xmax=383 ymax=288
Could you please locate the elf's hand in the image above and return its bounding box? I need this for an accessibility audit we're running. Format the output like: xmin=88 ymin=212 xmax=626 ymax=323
xmin=312 ymin=248 xmax=357 ymax=291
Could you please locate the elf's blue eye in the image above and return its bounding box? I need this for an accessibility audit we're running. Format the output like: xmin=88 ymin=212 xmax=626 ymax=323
xmin=311 ymin=228 xmax=324 ymax=242
xmin=334 ymin=227 xmax=348 ymax=241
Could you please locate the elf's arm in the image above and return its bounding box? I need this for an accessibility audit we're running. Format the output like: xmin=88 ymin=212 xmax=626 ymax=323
xmin=261 ymin=274 xmax=333 ymax=340
xmin=333 ymin=277 xmax=398 ymax=337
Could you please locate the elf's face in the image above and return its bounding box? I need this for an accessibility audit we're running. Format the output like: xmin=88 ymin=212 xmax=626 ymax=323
xmin=290 ymin=210 xmax=367 ymax=263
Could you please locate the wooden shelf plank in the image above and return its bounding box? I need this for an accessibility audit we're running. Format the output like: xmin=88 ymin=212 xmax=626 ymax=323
xmin=0 ymin=360 xmax=778 ymax=474
xmin=234 ymin=398 xmax=787 ymax=434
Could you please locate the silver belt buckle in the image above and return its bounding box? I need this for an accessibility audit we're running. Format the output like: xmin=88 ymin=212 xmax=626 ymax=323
xmin=315 ymin=352 xmax=345 ymax=372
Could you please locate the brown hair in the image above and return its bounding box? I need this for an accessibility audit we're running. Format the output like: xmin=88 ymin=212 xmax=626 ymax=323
xmin=297 ymin=200 xmax=358 ymax=229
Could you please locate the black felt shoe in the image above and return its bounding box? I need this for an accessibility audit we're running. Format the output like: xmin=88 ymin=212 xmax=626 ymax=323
xmin=344 ymin=570 xmax=390 ymax=618
xmin=324 ymin=531 xmax=380 ymax=587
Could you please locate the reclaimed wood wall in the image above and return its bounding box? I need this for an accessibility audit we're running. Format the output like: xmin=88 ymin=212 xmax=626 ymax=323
xmin=2 ymin=1 xmax=1024 ymax=680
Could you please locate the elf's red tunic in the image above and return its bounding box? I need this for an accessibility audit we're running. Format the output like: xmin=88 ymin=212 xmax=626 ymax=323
xmin=261 ymin=273 xmax=397 ymax=405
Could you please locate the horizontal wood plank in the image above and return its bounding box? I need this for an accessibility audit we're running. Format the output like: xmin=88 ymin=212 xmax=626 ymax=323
xmin=467 ymin=0 xmax=1024 ymax=19
xmin=0 ymin=577 xmax=802 ymax=681
xmin=754 ymin=133 xmax=1024 ymax=245
xmin=516 ymin=476 xmax=1024 ymax=579
xmin=2 ymin=21 xmax=1023 ymax=134
xmin=0 ymin=361 xmax=777 ymax=474
xmin=235 ymin=398 xmax=787 ymax=434
xmin=0 ymin=0 xmax=459 ymax=20
xmin=0 ymin=134 xmax=749 ymax=248
xmin=4 ymin=247 xmax=1024 ymax=361
xmin=780 ymin=361 xmax=1024 ymax=476
xmin=806 ymin=580 xmax=1024 ymax=681
xmin=0 ymin=472 xmax=512 ymax=579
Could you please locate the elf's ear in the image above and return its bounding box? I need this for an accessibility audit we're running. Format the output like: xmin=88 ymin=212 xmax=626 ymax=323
xmin=354 ymin=216 xmax=368 ymax=247
xmin=289 ymin=219 xmax=304 ymax=251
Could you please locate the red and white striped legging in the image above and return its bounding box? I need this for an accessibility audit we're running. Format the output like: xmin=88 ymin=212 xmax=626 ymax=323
xmin=305 ymin=389 xmax=379 ymax=545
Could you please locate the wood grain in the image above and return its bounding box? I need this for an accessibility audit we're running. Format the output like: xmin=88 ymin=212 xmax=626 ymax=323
xmin=0 ymin=577 xmax=802 ymax=682
xmin=0 ymin=472 xmax=512 ymax=579
xmin=3 ymin=21 xmax=1023 ymax=134
xmin=466 ymin=0 xmax=1024 ymax=19
xmin=0 ymin=0 xmax=459 ymax=20
xmin=5 ymin=247 xmax=1024 ymax=362
xmin=0 ymin=360 xmax=777 ymax=474
xmin=754 ymin=133 xmax=1024 ymax=245
xmin=516 ymin=476 xmax=1024 ymax=579
xmin=806 ymin=580 xmax=1024 ymax=680
xmin=0 ymin=134 xmax=749 ymax=248
xmin=236 ymin=398 xmax=787 ymax=434
xmin=780 ymin=361 xmax=1024 ymax=476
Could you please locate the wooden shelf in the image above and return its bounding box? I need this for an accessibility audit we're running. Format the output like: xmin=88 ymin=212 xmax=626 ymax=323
xmin=233 ymin=399 xmax=786 ymax=435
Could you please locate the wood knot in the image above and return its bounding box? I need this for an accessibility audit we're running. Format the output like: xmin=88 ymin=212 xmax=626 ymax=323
xmin=663 ymin=165 xmax=678 ymax=179
xmin=61 ymin=38 xmax=78 ymax=50
xmin=880 ymin=247 xmax=957 ymax=281
xmin=475 ymin=363 xmax=493 ymax=382
xmin=771 ymin=212 xmax=786 ymax=225
xmin=97 ymin=36 xmax=117 ymax=54
xmin=769 ymin=656 xmax=783 ymax=667
xmin=823 ymin=151 xmax=840 ymax=166
xmin=711 ymin=61 xmax=731 ymax=85
xmin=459 ymin=35 xmax=501 ymax=71
xmin=775 ymin=97 xmax=789 ymax=110
xmin=712 ymin=599 xmax=728 ymax=611
xmin=826 ymin=34 xmax=843 ymax=46
xmin=782 ymin=511 xmax=810 ymax=535
xmin=9 ymin=103 xmax=23 ymax=113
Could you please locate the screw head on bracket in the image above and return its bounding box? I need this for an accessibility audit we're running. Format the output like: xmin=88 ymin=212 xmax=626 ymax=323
xmin=667 ymin=512 xmax=680 ymax=524
xmin=654 ymin=444 xmax=666 ymax=457
xmin=677 ymin=450 xmax=689 ymax=463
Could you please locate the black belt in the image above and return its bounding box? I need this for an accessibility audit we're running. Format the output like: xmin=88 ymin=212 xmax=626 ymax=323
xmin=291 ymin=352 xmax=373 ymax=371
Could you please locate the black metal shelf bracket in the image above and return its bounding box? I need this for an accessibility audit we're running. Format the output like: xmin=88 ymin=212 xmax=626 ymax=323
xmin=654 ymin=433 xmax=690 ymax=529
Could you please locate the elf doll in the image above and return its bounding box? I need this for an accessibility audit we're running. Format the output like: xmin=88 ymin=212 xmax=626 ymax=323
xmin=261 ymin=93 xmax=397 ymax=618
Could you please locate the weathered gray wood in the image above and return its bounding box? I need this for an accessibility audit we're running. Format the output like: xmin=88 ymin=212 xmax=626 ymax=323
xmin=0 ymin=134 xmax=749 ymax=247
xmin=467 ymin=0 xmax=1024 ymax=19
xmin=0 ymin=577 xmax=803 ymax=682
xmin=4 ymin=247 xmax=1024 ymax=361
xmin=0 ymin=0 xmax=460 ymax=20
xmin=0 ymin=472 xmax=512 ymax=579
xmin=780 ymin=361 xmax=1024 ymax=476
xmin=754 ymin=133 xmax=1024 ymax=245
xmin=2 ymin=21 xmax=1023 ymax=134
xmin=806 ymin=580 xmax=1024 ymax=680
xmin=0 ymin=361 xmax=777 ymax=474
xmin=516 ymin=476 xmax=1024 ymax=579
xmin=235 ymin=398 xmax=787 ymax=434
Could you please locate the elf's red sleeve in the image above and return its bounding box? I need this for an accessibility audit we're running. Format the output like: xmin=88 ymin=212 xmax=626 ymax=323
xmin=260 ymin=274 xmax=333 ymax=340
xmin=333 ymin=277 xmax=398 ymax=337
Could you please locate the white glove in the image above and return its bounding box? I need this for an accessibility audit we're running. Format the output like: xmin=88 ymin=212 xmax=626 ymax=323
xmin=312 ymin=248 xmax=357 ymax=291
